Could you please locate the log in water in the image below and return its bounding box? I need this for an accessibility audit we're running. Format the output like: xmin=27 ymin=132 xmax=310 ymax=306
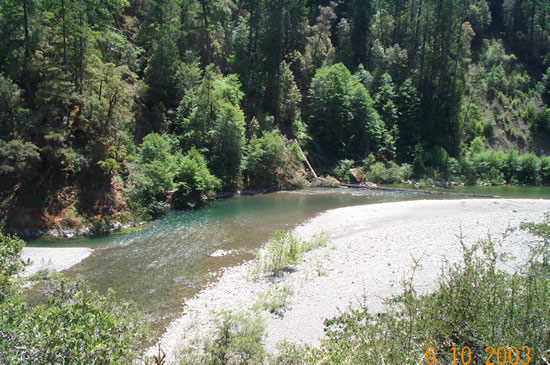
xmin=340 ymin=184 xmax=502 ymax=198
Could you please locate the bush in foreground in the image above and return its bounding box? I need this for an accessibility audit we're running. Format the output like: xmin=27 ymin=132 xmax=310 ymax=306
xmin=0 ymin=232 xmax=148 ymax=364
xmin=179 ymin=311 xmax=266 ymax=365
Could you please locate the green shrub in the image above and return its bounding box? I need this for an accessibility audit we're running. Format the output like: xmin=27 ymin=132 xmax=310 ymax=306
xmin=255 ymin=232 xmax=328 ymax=276
xmin=459 ymin=148 xmax=547 ymax=185
xmin=253 ymin=283 xmax=294 ymax=314
xmin=264 ymin=231 xmax=302 ymax=275
xmin=27 ymin=266 xmax=58 ymax=282
xmin=126 ymin=133 xmax=176 ymax=218
xmin=540 ymin=156 xmax=550 ymax=185
xmin=135 ymin=132 xmax=174 ymax=166
xmin=442 ymin=157 xmax=461 ymax=181
xmin=483 ymin=119 xmax=495 ymax=138
xmin=331 ymin=159 xmax=354 ymax=183
xmin=0 ymin=233 xmax=147 ymax=364
xmin=0 ymin=232 xmax=27 ymax=300
xmin=458 ymin=155 xmax=476 ymax=184
xmin=191 ymin=311 xmax=266 ymax=365
xmin=386 ymin=161 xmax=403 ymax=183
xmin=471 ymin=150 xmax=504 ymax=184
xmin=518 ymin=130 xmax=526 ymax=143
xmin=365 ymin=161 xmax=411 ymax=184
xmin=126 ymin=163 xmax=173 ymax=217
xmin=495 ymin=113 xmax=507 ymax=125
xmin=533 ymin=108 xmax=550 ymax=134
xmin=523 ymin=101 xmax=537 ymax=124
xmin=2 ymin=278 xmax=147 ymax=364
xmin=503 ymin=147 xmax=520 ymax=183
xmin=366 ymin=161 xmax=389 ymax=183
xmin=517 ymin=153 xmax=540 ymax=185
xmin=399 ymin=163 xmax=414 ymax=181
xmin=245 ymin=131 xmax=304 ymax=188
xmin=128 ymin=133 xmax=223 ymax=215
xmin=362 ymin=153 xmax=376 ymax=171
xmin=469 ymin=136 xmax=485 ymax=155
xmin=172 ymin=148 xmax=221 ymax=209
xmin=463 ymin=104 xmax=484 ymax=142
xmin=275 ymin=341 xmax=314 ymax=364
xmin=301 ymin=232 xmax=329 ymax=252
xmin=543 ymin=66 xmax=550 ymax=104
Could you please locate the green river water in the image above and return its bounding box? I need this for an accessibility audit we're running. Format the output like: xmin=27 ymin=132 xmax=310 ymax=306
xmin=28 ymin=186 xmax=550 ymax=332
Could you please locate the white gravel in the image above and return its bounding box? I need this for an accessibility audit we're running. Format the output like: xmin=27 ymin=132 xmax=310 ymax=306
xmin=148 ymin=199 xmax=550 ymax=362
xmin=21 ymin=247 xmax=93 ymax=277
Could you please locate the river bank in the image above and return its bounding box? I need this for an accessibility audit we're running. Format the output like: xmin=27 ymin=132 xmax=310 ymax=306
xmin=148 ymin=198 xmax=550 ymax=362
xmin=6 ymin=188 xmax=292 ymax=240
xmin=5 ymin=220 xmax=148 ymax=240
xmin=7 ymin=185 xmax=550 ymax=240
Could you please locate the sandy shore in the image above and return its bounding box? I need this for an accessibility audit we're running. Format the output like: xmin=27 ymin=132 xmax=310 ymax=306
xmin=21 ymin=247 xmax=93 ymax=277
xmin=149 ymin=199 xmax=549 ymax=362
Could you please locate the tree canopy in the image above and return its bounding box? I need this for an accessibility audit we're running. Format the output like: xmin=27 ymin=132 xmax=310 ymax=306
xmin=0 ymin=0 xmax=549 ymax=229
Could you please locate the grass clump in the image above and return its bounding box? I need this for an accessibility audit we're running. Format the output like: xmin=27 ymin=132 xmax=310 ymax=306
xmin=255 ymin=231 xmax=329 ymax=276
xmin=265 ymin=231 xmax=302 ymax=274
xmin=253 ymin=283 xmax=294 ymax=314
xmin=276 ymin=215 xmax=550 ymax=364
xmin=310 ymin=175 xmax=341 ymax=188
xmin=302 ymin=232 xmax=329 ymax=252
xmin=27 ymin=266 xmax=58 ymax=282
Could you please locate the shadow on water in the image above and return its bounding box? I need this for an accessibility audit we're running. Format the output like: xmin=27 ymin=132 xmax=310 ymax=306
xmin=26 ymin=187 xmax=550 ymax=336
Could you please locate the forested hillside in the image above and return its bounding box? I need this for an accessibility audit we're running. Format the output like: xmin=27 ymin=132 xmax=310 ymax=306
xmin=1 ymin=0 xmax=549 ymax=232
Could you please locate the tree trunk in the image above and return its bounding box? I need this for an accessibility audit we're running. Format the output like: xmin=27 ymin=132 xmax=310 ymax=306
xmin=200 ymin=0 xmax=212 ymax=65
xmin=528 ymin=0 xmax=536 ymax=58
xmin=410 ymin=0 xmax=423 ymax=69
xmin=451 ymin=1 xmax=468 ymax=91
xmin=247 ymin=0 xmax=257 ymax=65
xmin=62 ymin=0 xmax=67 ymax=65
xmin=22 ymin=0 xmax=34 ymax=107
xmin=79 ymin=12 xmax=84 ymax=94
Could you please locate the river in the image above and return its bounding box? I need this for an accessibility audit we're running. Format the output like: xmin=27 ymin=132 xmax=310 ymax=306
xmin=27 ymin=186 xmax=550 ymax=333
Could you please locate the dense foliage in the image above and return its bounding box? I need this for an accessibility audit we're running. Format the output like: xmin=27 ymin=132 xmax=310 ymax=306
xmin=0 ymin=0 xmax=549 ymax=229
xmin=0 ymin=232 xmax=147 ymax=363
xmin=245 ymin=131 xmax=304 ymax=188
xmin=126 ymin=133 xmax=221 ymax=217
xmin=0 ymin=233 xmax=26 ymax=300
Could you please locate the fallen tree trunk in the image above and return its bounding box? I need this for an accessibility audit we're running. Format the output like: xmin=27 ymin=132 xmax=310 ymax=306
xmin=339 ymin=184 xmax=501 ymax=199
xmin=293 ymin=139 xmax=318 ymax=179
